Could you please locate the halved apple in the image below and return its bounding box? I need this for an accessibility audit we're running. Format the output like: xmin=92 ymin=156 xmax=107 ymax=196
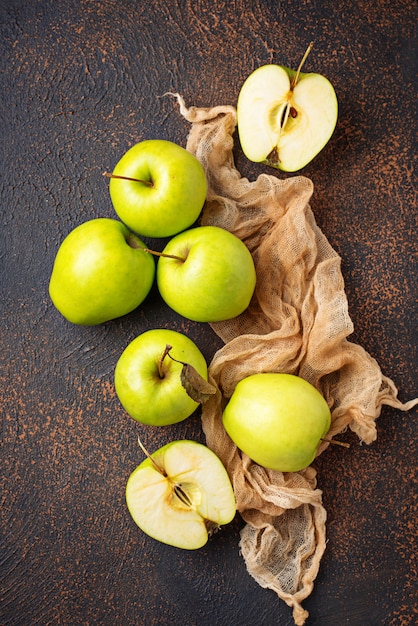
xmin=126 ymin=440 xmax=236 ymax=549
xmin=237 ymin=43 xmax=338 ymax=172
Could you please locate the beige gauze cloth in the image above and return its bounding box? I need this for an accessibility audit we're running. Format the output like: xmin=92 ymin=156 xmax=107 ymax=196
xmin=173 ymin=94 xmax=418 ymax=625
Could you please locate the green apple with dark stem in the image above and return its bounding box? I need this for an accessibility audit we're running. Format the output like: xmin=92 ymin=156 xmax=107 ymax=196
xmin=49 ymin=218 xmax=155 ymax=325
xmin=237 ymin=42 xmax=338 ymax=172
xmin=114 ymin=328 xmax=213 ymax=426
xmin=156 ymin=225 xmax=257 ymax=322
xmin=105 ymin=139 xmax=207 ymax=238
xmin=222 ymin=373 xmax=332 ymax=472
xmin=126 ymin=439 xmax=236 ymax=549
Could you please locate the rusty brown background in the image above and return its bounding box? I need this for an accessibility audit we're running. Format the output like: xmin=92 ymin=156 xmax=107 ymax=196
xmin=1 ymin=1 xmax=417 ymax=625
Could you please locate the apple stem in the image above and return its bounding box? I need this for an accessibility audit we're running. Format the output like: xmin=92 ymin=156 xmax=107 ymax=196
xmin=165 ymin=348 xmax=187 ymax=367
xmin=144 ymin=248 xmax=186 ymax=263
xmin=137 ymin=436 xmax=167 ymax=475
xmin=279 ymin=41 xmax=315 ymax=133
xmin=103 ymin=171 xmax=154 ymax=188
xmin=158 ymin=344 xmax=173 ymax=379
xmin=291 ymin=41 xmax=314 ymax=89
xmin=321 ymin=437 xmax=350 ymax=449
xmin=125 ymin=235 xmax=185 ymax=262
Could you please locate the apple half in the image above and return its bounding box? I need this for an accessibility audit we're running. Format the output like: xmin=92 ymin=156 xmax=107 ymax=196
xmin=126 ymin=440 xmax=236 ymax=550
xmin=237 ymin=45 xmax=338 ymax=172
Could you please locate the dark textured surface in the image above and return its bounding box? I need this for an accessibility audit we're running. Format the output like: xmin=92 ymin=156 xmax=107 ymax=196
xmin=1 ymin=1 xmax=417 ymax=625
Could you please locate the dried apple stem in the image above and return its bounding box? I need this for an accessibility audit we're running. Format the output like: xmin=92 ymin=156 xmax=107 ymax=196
xmin=127 ymin=235 xmax=185 ymax=261
xmin=165 ymin=348 xmax=187 ymax=367
xmin=144 ymin=248 xmax=186 ymax=263
xmin=103 ymin=171 xmax=154 ymax=187
xmin=279 ymin=42 xmax=314 ymax=132
xmin=137 ymin=436 xmax=167 ymax=475
xmin=321 ymin=437 xmax=350 ymax=448
xmin=291 ymin=41 xmax=314 ymax=89
xmin=272 ymin=41 xmax=316 ymax=161
xmin=158 ymin=344 xmax=173 ymax=378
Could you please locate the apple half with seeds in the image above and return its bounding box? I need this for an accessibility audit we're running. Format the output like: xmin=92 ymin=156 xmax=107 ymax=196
xmin=237 ymin=43 xmax=338 ymax=172
xmin=126 ymin=440 xmax=236 ymax=549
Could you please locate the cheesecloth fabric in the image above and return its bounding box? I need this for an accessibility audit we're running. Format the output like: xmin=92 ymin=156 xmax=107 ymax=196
xmin=172 ymin=94 xmax=417 ymax=625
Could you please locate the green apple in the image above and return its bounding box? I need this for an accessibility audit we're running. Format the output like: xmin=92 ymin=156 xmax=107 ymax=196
xmin=49 ymin=218 xmax=155 ymax=325
xmin=237 ymin=43 xmax=338 ymax=171
xmin=106 ymin=139 xmax=207 ymax=238
xmin=114 ymin=328 xmax=211 ymax=426
xmin=126 ymin=439 xmax=236 ymax=550
xmin=156 ymin=225 xmax=256 ymax=322
xmin=222 ymin=373 xmax=331 ymax=472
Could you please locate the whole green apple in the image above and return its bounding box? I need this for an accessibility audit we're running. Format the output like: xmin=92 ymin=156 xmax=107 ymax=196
xmin=156 ymin=225 xmax=257 ymax=322
xmin=126 ymin=439 xmax=236 ymax=549
xmin=107 ymin=139 xmax=207 ymax=238
xmin=49 ymin=218 xmax=155 ymax=325
xmin=115 ymin=328 xmax=209 ymax=426
xmin=222 ymin=373 xmax=331 ymax=472
xmin=237 ymin=44 xmax=338 ymax=172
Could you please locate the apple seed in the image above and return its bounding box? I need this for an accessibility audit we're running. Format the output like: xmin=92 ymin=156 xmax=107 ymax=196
xmin=173 ymin=483 xmax=194 ymax=507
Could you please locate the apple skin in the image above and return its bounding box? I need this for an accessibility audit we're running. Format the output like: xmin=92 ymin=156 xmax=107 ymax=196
xmin=237 ymin=63 xmax=338 ymax=172
xmin=156 ymin=225 xmax=257 ymax=322
xmin=126 ymin=440 xmax=236 ymax=550
xmin=49 ymin=218 xmax=155 ymax=325
xmin=114 ymin=329 xmax=208 ymax=426
xmin=222 ymin=373 xmax=331 ymax=472
xmin=108 ymin=139 xmax=208 ymax=238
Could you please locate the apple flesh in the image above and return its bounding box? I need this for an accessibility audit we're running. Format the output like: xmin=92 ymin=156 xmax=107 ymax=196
xmin=222 ymin=373 xmax=331 ymax=472
xmin=156 ymin=225 xmax=257 ymax=322
xmin=126 ymin=440 xmax=236 ymax=549
xmin=237 ymin=55 xmax=338 ymax=172
xmin=108 ymin=139 xmax=207 ymax=238
xmin=114 ymin=329 xmax=209 ymax=426
xmin=49 ymin=218 xmax=155 ymax=325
